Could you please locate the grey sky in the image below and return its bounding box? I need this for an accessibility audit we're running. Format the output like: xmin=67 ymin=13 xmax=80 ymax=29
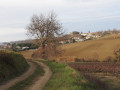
xmin=0 ymin=0 xmax=120 ymax=42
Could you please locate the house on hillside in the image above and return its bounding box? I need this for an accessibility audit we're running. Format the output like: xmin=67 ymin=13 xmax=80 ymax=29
xmin=16 ymin=46 xmax=21 ymax=49
xmin=81 ymin=33 xmax=88 ymax=36
xmin=72 ymin=34 xmax=85 ymax=42
xmin=22 ymin=46 xmax=29 ymax=50
xmin=58 ymin=31 xmax=89 ymax=44
xmin=58 ymin=35 xmax=73 ymax=44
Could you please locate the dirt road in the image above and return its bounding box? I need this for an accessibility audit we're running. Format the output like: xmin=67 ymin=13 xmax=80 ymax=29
xmin=0 ymin=61 xmax=36 ymax=90
xmin=0 ymin=61 xmax=52 ymax=90
xmin=26 ymin=61 xmax=52 ymax=90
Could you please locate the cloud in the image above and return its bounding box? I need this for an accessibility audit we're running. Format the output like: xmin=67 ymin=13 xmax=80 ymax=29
xmin=0 ymin=33 xmax=27 ymax=42
xmin=0 ymin=28 xmax=26 ymax=36
xmin=0 ymin=28 xmax=27 ymax=42
xmin=0 ymin=0 xmax=120 ymax=42
xmin=0 ymin=0 xmax=119 ymax=8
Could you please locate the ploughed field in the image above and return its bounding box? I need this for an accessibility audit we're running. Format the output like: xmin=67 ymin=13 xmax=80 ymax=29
xmin=69 ymin=62 xmax=120 ymax=74
xmin=69 ymin=62 xmax=120 ymax=90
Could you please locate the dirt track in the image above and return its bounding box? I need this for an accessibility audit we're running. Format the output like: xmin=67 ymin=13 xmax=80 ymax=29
xmin=0 ymin=61 xmax=36 ymax=90
xmin=26 ymin=61 xmax=52 ymax=90
xmin=0 ymin=61 xmax=52 ymax=90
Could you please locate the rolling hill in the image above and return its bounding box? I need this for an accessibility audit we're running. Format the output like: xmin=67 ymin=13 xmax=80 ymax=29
xmin=60 ymin=38 xmax=120 ymax=61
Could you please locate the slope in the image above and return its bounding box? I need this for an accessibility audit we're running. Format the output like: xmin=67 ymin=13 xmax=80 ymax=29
xmin=61 ymin=38 xmax=120 ymax=61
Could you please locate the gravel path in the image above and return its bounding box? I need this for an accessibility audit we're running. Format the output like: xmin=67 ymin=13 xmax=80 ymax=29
xmin=26 ymin=61 xmax=52 ymax=90
xmin=0 ymin=61 xmax=36 ymax=90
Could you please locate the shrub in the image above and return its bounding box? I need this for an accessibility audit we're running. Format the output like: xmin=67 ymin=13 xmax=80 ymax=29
xmin=104 ymin=56 xmax=116 ymax=62
xmin=75 ymin=58 xmax=85 ymax=62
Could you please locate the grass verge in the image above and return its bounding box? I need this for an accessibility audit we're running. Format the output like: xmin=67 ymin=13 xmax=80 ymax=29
xmin=0 ymin=50 xmax=29 ymax=84
xmin=41 ymin=60 xmax=99 ymax=90
xmin=9 ymin=61 xmax=44 ymax=90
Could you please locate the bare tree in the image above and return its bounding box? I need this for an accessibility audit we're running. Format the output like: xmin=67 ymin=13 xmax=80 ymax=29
xmin=26 ymin=11 xmax=64 ymax=59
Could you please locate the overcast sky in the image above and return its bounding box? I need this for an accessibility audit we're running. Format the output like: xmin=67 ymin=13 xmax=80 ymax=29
xmin=0 ymin=0 xmax=120 ymax=42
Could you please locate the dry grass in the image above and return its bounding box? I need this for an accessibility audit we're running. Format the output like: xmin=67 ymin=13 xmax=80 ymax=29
xmin=20 ymin=38 xmax=120 ymax=62
xmin=101 ymin=34 xmax=120 ymax=39
xmin=60 ymin=38 xmax=120 ymax=61
xmin=20 ymin=49 xmax=36 ymax=59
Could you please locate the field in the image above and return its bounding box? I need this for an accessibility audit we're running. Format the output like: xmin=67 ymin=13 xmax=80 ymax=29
xmin=69 ymin=62 xmax=120 ymax=74
xmin=60 ymin=38 xmax=120 ymax=61
xmin=18 ymin=36 xmax=120 ymax=90
xmin=19 ymin=37 xmax=120 ymax=90
xmin=69 ymin=62 xmax=120 ymax=90
xmin=57 ymin=37 xmax=120 ymax=89
xmin=20 ymin=38 xmax=120 ymax=62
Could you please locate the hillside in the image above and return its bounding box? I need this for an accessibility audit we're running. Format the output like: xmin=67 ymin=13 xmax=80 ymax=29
xmin=101 ymin=34 xmax=120 ymax=39
xmin=0 ymin=50 xmax=29 ymax=83
xmin=60 ymin=38 xmax=120 ymax=61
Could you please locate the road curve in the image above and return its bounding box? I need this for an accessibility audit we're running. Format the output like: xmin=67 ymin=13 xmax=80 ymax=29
xmin=26 ymin=61 xmax=52 ymax=90
xmin=0 ymin=61 xmax=36 ymax=90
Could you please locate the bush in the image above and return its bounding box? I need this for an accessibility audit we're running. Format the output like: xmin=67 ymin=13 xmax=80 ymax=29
xmin=75 ymin=58 xmax=85 ymax=62
xmin=104 ymin=56 xmax=116 ymax=62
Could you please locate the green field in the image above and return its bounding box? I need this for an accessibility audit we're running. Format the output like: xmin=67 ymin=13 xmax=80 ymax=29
xmin=61 ymin=38 xmax=120 ymax=61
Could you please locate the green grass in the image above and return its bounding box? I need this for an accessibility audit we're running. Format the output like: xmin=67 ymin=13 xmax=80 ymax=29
xmin=9 ymin=61 xmax=44 ymax=90
xmin=0 ymin=50 xmax=29 ymax=84
xmin=41 ymin=60 xmax=99 ymax=90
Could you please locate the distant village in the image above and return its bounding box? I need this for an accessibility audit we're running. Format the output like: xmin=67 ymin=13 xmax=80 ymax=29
xmin=0 ymin=40 xmax=38 ymax=51
xmin=0 ymin=29 xmax=120 ymax=51
xmin=59 ymin=31 xmax=101 ymax=44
